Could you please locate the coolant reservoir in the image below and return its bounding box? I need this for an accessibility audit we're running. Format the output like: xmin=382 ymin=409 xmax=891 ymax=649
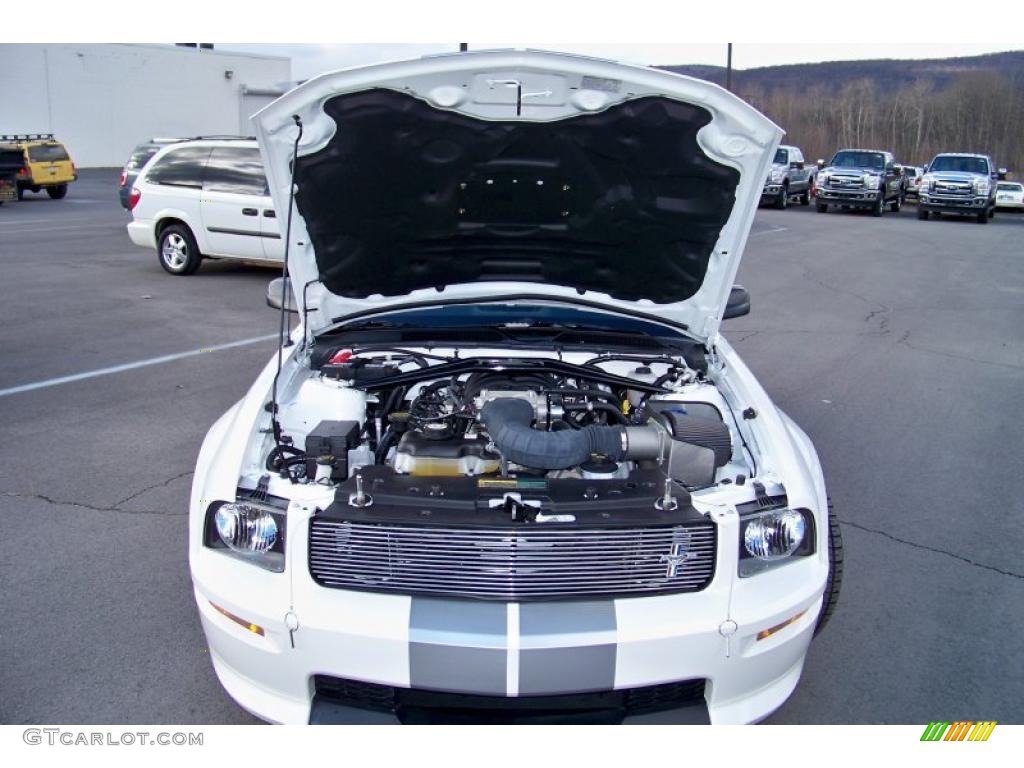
xmin=627 ymin=366 xmax=660 ymax=408
xmin=279 ymin=376 xmax=366 ymax=436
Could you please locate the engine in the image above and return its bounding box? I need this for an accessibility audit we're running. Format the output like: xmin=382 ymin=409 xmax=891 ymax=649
xmin=268 ymin=353 xmax=740 ymax=493
xmin=380 ymin=369 xmax=734 ymax=489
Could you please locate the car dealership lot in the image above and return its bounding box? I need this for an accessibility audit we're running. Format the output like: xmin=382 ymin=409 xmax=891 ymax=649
xmin=1 ymin=169 xmax=1022 ymax=724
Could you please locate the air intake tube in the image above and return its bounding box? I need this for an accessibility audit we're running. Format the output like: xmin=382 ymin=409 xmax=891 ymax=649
xmin=480 ymin=398 xmax=664 ymax=470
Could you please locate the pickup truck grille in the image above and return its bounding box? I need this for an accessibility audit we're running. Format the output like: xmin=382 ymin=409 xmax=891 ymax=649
xmin=931 ymin=180 xmax=972 ymax=197
xmin=309 ymin=520 xmax=716 ymax=601
xmin=825 ymin=174 xmax=864 ymax=189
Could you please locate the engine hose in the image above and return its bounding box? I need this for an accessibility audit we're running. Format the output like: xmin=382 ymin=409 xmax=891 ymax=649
xmin=481 ymin=398 xmax=625 ymax=469
xmin=266 ymin=444 xmax=305 ymax=474
xmin=383 ymin=385 xmax=407 ymax=414
xmin=375 ymin=428 xmax=397 ymax=464
xmin=481 ymin=398 xmax=668 ymax=469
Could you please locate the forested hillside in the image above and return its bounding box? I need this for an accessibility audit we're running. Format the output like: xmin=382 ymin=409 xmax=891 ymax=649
xmin=660 ymin=51 xmax=1024 ymax=170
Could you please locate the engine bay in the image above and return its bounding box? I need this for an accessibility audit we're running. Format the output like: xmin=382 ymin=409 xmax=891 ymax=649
xmin=260 ymin=344 xmax=755 ymax=521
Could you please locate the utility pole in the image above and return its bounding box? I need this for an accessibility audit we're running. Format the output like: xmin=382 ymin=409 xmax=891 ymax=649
xmin=726 ymin=43 xmax=733 ymax=92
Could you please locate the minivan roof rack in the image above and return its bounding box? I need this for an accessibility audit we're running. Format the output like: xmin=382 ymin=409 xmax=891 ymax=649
xmin=0 ymin=133 xmax=56 ymax=142
xmin=184 ymin=135 xmax=257 ymax=141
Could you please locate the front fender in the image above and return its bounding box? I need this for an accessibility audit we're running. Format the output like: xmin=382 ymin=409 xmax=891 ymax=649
xmin=776 ymin=409 xmax=828 ymax=519
xmin=189 ymin=340 xmax=301 ymax=550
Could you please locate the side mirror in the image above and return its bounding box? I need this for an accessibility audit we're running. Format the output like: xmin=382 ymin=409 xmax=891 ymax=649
xmin=267 ymin=276 xmax=297 ymax=313
xmin=791 ymin=161 xmax=804 ymax=170
xmin=723 ymin=285 xmax=751 ymax=320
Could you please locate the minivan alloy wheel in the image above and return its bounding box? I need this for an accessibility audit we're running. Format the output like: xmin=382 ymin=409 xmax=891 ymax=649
xmin=162 ymin=233 xmax=188 ymax=269
xmin=158 ymin=224 xmax=202 ymax=275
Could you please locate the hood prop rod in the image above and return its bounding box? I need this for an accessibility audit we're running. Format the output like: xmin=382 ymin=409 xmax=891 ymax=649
xmin=270 ymin=115 xmax=304 ymax=476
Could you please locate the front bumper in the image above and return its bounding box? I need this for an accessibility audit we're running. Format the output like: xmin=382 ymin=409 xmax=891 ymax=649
xmin=193 ymin=507 xmax=827 ymax=725
xmin=761 ymin=183 xmax=784 ymax=199
xmin=816 ymin=188 xmax=879 ymax=207
xmin=919 ymin=194 xmax=989 ymax=213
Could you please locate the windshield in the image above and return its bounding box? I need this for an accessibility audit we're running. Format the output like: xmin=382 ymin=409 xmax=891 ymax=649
xmin=997 ymin=182 xmax=1022 ymax=192
xmin=830 ymin=151 xmax=885 ymax=170
xmin=773 ymin=149 xmax=788 ymax=165
xmin=930 ymin=156 xmax=989 ymax=174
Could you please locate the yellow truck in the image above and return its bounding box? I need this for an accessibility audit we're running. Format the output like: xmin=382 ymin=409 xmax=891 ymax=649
xmin=0 ymin=134 xmax=77 ymax=199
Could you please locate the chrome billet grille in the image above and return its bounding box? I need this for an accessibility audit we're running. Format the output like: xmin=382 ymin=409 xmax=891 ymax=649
xmin=309 ymin=520 xmax=716 ymax=601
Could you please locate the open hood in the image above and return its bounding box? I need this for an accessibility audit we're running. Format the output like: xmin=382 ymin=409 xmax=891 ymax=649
xmin=253 ymin=50 xmax=781 ymax=344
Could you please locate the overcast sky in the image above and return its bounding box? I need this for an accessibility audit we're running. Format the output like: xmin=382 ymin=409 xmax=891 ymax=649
xmin=221 ymin=43 xmax=1018 ymax=81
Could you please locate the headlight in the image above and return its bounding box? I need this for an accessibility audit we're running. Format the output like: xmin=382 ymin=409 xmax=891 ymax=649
xmin=769 ymin=168 xmax=785 ymax=184
xmin=739 ymin=507 xmax=814 ymax=577
xmin=974 ymin=178 xmax=991 ymax=195
xmin=818 ymin=173 xmax=829 ymax=187
xmin=205 ymin=500 xmax=286 ymax=571
xmin=864 ymin=174 xmax=881 ymax=190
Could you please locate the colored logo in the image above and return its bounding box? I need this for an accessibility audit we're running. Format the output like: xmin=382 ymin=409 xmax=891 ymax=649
xmin=920 ymin=721 xmax=996 ymax=742
xmin=660 ymin=542 xmax=693 ymax=577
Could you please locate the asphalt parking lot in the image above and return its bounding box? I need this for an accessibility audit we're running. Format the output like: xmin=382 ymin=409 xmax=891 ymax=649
xmin=2 ymin=169 xmax=1022 ymax=725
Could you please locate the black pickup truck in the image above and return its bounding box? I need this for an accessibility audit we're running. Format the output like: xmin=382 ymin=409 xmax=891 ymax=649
xmin=760 ymin=144 xmax=814 ymax=209
xmin=815 ymin=148 xmax=904 ymax=216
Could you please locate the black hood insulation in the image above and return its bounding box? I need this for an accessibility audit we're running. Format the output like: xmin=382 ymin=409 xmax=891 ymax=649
xmin=293 ymin=89 xmax=740 ymax=304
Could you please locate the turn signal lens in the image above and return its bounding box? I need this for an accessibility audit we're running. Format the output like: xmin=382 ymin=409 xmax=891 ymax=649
xmin=210 ymin=601 xmax=265 ymax=636
xmin=756 ymin=610 xmax=807 ymax=641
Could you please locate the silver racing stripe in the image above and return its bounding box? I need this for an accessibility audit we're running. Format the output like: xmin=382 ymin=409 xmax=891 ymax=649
xmin=519 ymin=601 xmax=617 ymax=695
xmin=409 ymin=598 xmax=506 ymax=695
xmin=408 ymin=597 xmax=618 ymax=697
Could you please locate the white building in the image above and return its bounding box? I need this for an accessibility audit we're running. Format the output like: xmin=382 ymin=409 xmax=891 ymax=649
xmin=0 ymin=44 xmax=292 ymax=167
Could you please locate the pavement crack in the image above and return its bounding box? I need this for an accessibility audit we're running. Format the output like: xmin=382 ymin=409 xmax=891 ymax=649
xmin=113 ymin=470 xmax=194 ymax=508
xmin=839 ymin=518 xmax=1023 ymax=580
xmin=798 ymin=262 xmax=893 ymax=334
xmin=2 ymin=489 xmax=185 ymax=517
xmin=896 ymin=331 xmax=1024 ymax=371
xmin=727 ymin=329 xmax=761 ymax=343
xmin=799 ymin=263 xmax=879 ymax=309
